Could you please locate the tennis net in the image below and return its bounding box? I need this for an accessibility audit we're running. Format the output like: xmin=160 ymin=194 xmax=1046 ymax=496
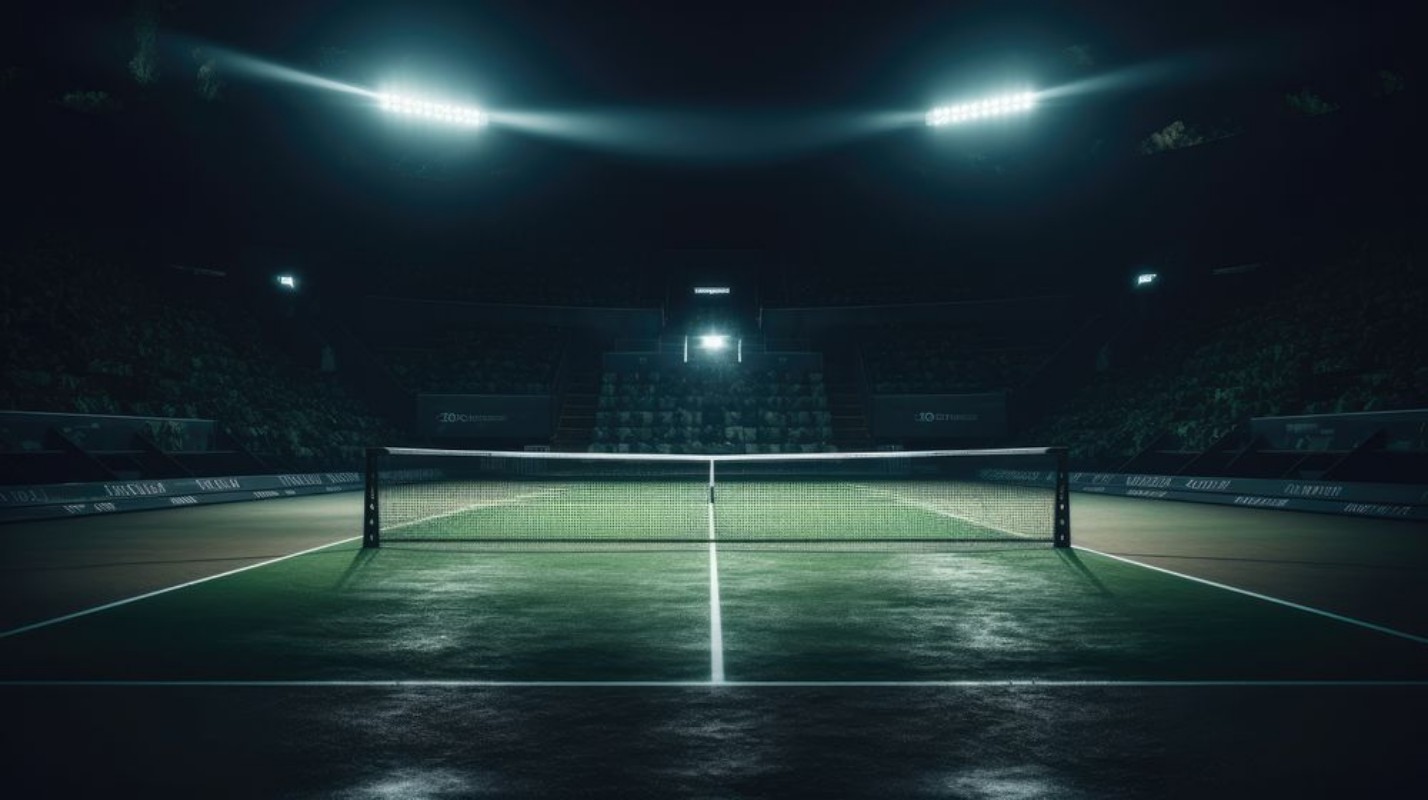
xmin=363 ymin=447 xmax=1070 ymax=547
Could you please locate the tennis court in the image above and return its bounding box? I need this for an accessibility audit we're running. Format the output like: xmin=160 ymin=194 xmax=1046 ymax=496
xmin=3 ymin=452 xmax=1427 ymax=796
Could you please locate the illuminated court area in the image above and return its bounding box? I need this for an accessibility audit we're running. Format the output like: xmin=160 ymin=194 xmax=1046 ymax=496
xmin=4 ymin=488 xmax=1426 ymax=797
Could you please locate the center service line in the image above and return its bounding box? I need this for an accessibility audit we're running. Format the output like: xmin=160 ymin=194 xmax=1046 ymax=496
xmin=707 ymin=460 xmax=725 ymax=683
xmin=708 ymin=541 xmax=726 ymax=684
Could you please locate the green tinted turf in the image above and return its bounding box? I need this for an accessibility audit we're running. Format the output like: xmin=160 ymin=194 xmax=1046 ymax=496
xmin=0 ymin=541 xmax=712 ymax=682
xmin=3 ymin=541 xmax=1426 ymax=684
xmin=717 ymin=548 xmax=1428 ymax=681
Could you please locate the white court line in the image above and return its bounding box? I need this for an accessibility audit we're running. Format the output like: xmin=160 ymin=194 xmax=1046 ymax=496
xmin=3 ymin=679 xmax=1426 ymax=688
xmin=0 ymin=536 xmax=361 ymax=639
xmin=1076 ymin=546 xmax=1428 ymax=646
xmin=707 ymin=462 xmax=725 ymax=684
xmin=708 ymin=543 xmax=725 ymax=684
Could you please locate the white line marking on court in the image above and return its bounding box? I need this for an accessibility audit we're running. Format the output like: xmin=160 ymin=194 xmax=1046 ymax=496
xmin=708 ymin=542 xmax=725 ymax=684
xmin=0 ymin=536 xmax=361 ymax=640
xmin=1076 ymin=546 xmax=1428 ymax=646
xmin=3 ymin=679 xmax=1426 ymax=688
xmin=706 ymin=460 xmax=725 ymax=684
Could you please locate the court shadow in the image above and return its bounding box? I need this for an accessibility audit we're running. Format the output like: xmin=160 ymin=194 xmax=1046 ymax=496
xmin=333 ymin=547 xmax=381 ymax=591
xmin=1057 ymin=548 xmax=1114 ymax=596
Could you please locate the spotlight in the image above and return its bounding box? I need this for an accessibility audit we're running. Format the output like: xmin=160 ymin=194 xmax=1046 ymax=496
xmin=377 ymin=92 xmax=489 ymax=127
xmin=927 ymin=90 xmax=1037 ymax=127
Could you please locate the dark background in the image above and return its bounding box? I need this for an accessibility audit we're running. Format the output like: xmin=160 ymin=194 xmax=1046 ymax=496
xmin=4 ymin=0 xmax=1420 ymax=296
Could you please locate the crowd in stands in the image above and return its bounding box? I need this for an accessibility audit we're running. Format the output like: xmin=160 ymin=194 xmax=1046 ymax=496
xmin=380 ymin=326 xmax=567 ymax=395
xmin=1026 ymin=239 xmax=1428 ymax=467
xmin=8 ymin=235 xmax=1422 ymax=473
xmin=862 ymin=325 xmax=1058 ymax=393
xmin=591 ymin=367 xmax=835 ymax=454
xmin=0 ymin=246 xmax=398 ymax=471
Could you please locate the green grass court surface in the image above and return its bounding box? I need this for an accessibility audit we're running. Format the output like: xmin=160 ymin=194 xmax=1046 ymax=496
xmin=3 ymin=492 xmax=1427 ymax=797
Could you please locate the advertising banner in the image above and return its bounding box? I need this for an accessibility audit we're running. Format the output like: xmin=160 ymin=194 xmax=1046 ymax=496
xmin=416 ymin=394 xmax=552 ymax=439
xmin=872 ymin=393 xmax=1008 ymax=439
xmin=0 ymin=472 xmax=363 ymax=523
xmin=974 ymin=469 xmax=1428 ymax=522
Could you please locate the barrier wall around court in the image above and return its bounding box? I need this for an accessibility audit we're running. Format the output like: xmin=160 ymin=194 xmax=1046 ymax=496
xmin=979 ymin=468 xmax=1428 ymax=521
xmin=0 ymin=472 xmax=363 ymax=524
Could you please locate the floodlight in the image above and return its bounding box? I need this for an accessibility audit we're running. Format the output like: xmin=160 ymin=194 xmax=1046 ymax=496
xmin=376 ymin=92 xmax=489 ymax=127
xmin=699 ymin=334 xmax=729 ymax=351
xmin=927 ymin=90 xmax=1037 ymax=127
xmin=1135 ymin=272 xmax=1158 ymax=287
xmin=276 ymin=274 xmax=297 ymax=290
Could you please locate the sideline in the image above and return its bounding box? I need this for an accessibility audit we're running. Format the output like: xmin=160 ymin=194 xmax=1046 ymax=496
xmin=1076 ymin=545 xmax=1428 ymax=646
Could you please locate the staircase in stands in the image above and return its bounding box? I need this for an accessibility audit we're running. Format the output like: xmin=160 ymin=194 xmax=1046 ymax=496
xmin=821 ymin=338 xmax=874 ymax=451
xmin=552 ymin=346 xmax=602 ymax=452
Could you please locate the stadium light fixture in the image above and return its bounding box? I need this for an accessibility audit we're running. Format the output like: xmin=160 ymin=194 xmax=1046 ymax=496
xmin=926 ymin=91 xmax=1036 ymax=127
xmin=377 ymin=92 xmax=489 ymax=127
xmin=1135 ymin=272 xmax=1159 ymax=288
xmin=699 ymin=334 xmax=730 ymax=351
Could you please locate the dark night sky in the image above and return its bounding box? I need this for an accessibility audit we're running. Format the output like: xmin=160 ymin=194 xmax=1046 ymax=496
xmin=5 ymin=1 xmax=1419 ymax=290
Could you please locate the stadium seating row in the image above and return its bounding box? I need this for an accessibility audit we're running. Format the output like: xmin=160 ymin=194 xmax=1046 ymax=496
xmin=1025 ymin=241 xmax=1427 ymax=466
xmin=862 ymin=327 xmax=1056 ymax=394
xmin=380 ymin=326 xmax=566 ymax=395
xmin=0 ymin=246 xmax=397 ymax=470
xmin=589 ymin=367 xmax=835 ymax=453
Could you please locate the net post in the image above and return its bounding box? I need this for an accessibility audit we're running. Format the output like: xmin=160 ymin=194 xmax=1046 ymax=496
xmin=707 ymin=458 xmax=717 ymax=541
xmin=1052 ymin=447 xmax=1071 ymax=548
xmin=363 ymin=447 xmax=382 ymax=549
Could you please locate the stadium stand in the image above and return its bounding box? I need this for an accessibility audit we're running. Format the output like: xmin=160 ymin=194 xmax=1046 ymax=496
xmin=590 ymin=366 xmax=835 ymax=454
xmin=1025 ymin=240 xmax=1428 ymax=469
xmin=0 ymin=246 xmax=398 ymax=472
xmin=861 ymin=323 xmax=1061 ymax=394
xmin=378 ymin=325 xmax=568 ymax=395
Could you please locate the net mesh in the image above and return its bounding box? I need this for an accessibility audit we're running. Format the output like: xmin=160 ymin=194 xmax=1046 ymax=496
xmin=368 ymin=449 xmax=1063 ymax=546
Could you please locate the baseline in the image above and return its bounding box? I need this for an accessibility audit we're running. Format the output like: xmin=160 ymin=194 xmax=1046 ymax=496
xmin=3 ymin=679 xmax=1427 ymax=688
